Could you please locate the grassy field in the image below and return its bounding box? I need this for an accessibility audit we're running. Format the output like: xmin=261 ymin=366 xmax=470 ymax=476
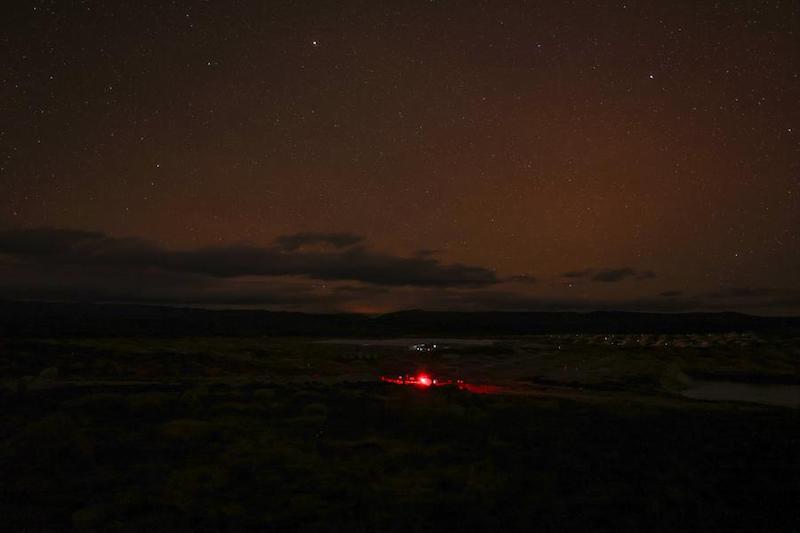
xmin=1 ymin=335 xmax=798 ymax=531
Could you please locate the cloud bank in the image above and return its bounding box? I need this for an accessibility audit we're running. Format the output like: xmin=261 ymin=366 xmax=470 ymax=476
xmin=1 ymin=228 xmax=796 ymax=314
xmin=0 ymin=228 xmax=497 ymax=288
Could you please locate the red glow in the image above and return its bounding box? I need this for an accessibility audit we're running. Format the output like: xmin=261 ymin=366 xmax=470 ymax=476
xmin=380 ymin=373 xmax=450 ymax=387
xmin=379 ymin=373 xmax=500 ymax=393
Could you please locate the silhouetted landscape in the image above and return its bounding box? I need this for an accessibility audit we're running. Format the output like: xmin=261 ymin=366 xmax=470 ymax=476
xmin=3 ymin=301 xmax=800 ymax=337
xmin=1 ymin=302 xmax=798 ymax=531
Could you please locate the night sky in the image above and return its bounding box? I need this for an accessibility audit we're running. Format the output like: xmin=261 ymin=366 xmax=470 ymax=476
xmin=1 ymin=1 xmax=798 ymax=313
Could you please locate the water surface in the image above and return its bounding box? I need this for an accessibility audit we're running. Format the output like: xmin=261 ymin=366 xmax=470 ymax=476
xmin=682 ymin=380 xmax=799 ymax=408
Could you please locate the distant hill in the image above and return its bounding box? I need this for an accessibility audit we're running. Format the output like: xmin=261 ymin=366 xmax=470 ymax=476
xmin=1 ymin=301 xmax=798 ymax=337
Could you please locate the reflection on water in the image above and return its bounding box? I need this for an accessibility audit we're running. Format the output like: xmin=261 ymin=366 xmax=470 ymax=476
xmin=682 ymin=381 xmax=800 ymax=408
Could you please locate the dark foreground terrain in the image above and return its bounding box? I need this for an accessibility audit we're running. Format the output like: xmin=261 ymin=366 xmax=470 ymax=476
xmin=1 ymin=305 xmax=798 ymax=531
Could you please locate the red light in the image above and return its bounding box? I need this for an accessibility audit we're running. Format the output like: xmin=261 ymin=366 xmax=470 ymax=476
xmin=380 ymin=373 xmax=459 ymax=388
xmin=380 ymin=373 xmax=506 ymax=394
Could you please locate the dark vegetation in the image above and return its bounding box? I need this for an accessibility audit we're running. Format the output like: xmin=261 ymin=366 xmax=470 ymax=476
xmin=2 ymin=382 xmax=797 ymax=532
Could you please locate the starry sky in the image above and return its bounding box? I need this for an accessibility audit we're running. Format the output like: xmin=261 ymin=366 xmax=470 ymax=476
xmin=1 ymin=1 xmax=798 ymax=314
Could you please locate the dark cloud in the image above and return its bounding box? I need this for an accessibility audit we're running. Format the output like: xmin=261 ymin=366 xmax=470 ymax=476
xmin=273 ymin=232 xmax=364 ymax=251
xmin=0 ymin=227 xmax=498 ymax=288
xmin=659 ymin=290 xmax=683 ymax=297
xmin=0 ymin=228 xmax=159 ymax=264
xmin=0 ymin=253 xmax=374 ymax=311
xmin=2 ymin=229 xmax=797 ymax=314
xmin=562 ymin=267 xmax=656 ymax=283
xmin=594 ymin=268 xmax=655 ymax=282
